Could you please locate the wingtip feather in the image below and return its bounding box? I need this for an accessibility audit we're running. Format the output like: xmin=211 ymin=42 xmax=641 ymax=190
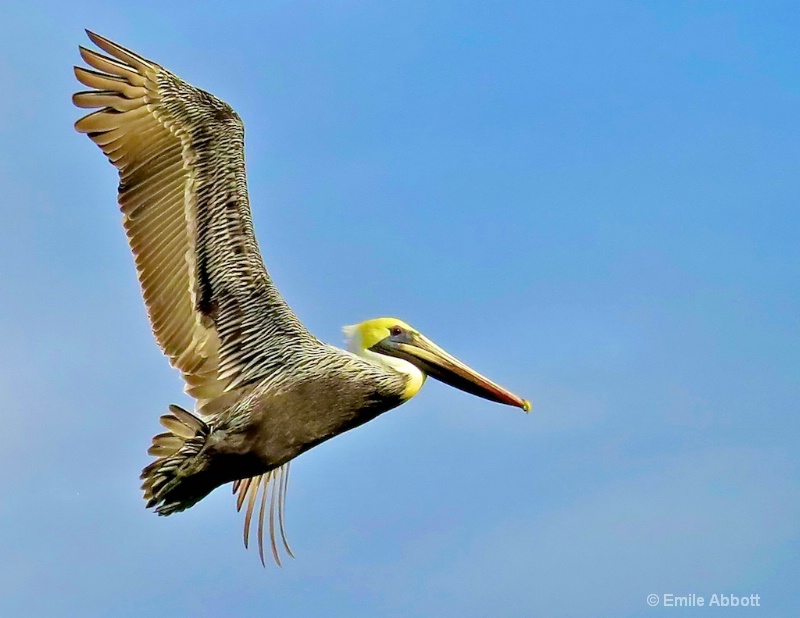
xmin=84 ymin=30 xmax=154 ymax=73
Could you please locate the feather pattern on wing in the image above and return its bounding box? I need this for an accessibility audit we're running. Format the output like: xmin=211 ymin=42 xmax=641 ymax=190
xmin=73 ymin=31 xmax=313 ymax=564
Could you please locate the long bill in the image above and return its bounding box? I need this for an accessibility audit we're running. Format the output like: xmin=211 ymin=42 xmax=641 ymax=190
xmin=374 ymin=333 xmax=531 ymax=412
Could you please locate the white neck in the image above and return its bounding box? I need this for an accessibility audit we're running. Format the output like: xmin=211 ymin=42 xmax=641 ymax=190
xmin=359 ymin=348 xmax=426 ymax=400
xmin=360 ymin=347 xmax=421 ymax=378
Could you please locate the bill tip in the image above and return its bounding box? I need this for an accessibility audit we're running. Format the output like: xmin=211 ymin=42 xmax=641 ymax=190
xmin=522 ymin=399 xmax=532 ymax=413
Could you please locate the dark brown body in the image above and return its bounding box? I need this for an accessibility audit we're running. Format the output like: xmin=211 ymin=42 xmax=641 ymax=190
xmin=149 ymin=347 xmax=408 ymax=514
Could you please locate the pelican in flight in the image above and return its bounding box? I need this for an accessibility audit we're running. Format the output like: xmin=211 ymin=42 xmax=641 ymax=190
xmin=73 ymin=31 xmax=530 ymax=566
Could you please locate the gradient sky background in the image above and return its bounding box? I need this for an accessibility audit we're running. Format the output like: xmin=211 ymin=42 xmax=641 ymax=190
xmin=1 ymin=1 xmax=798 ymax=616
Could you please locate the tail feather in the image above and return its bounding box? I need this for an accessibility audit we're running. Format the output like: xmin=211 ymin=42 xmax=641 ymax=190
xmin=140 ymin=404 xmax=211 ymax=515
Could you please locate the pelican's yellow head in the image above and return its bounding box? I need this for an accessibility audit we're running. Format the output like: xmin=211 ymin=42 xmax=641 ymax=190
xmin=343 ymin=318 xmax=416 ymax=353
xmin=343 ymin=317 xmax=531 ymax=411
xmin=343 ymin=318 xmax=425 ymax=400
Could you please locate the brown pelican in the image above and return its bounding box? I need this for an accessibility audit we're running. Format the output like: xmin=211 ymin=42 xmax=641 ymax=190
xmin=72 ymin=31 xmax=530 ymax=566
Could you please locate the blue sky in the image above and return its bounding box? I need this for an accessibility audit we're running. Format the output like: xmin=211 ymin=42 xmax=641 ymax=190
xmin=1 ymin=1 xmax=798 ymax=616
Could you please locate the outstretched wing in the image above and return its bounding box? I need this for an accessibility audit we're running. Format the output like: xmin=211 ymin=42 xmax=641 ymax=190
xmin=74 ymin=30 xmax=317 ymax=406
xmin=73 ymin=31 xmax=311 ymax=564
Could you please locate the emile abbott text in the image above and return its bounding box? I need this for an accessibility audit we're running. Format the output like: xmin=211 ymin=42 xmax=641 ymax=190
xmin=663 ymin=593 xmax=761 ymax=607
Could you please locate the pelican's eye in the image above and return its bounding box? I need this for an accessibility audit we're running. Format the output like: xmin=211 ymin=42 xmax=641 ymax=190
xmin=390 ymin=326 xmax=403 ymax=337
